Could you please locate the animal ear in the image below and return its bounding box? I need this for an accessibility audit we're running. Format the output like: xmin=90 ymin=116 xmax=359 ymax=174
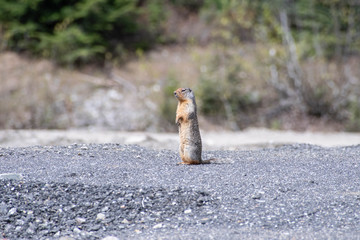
xmin=188 ymin=88 xmax=192 ymax=92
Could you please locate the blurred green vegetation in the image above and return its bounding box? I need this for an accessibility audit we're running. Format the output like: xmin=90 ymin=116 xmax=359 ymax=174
xmin=197 ymin=0 xmax=360 ymax=130
xmin=347 ymin=99 xmax=360 ymax=131
xmin=1 ymin=0 xmax=359 ymax=65
xmin=197 ymin=44 xmax=262 ymax=130
xmin=0 ymin=0 xmax=166 ymax=65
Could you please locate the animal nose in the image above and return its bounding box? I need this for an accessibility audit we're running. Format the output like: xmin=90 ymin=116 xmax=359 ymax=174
xmin=174 ymin=91 xmax=177 ymax=96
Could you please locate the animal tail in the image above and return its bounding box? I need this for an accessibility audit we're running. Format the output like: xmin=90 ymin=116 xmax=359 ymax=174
xmin=201 ymin=158 xmax=232 ymax=164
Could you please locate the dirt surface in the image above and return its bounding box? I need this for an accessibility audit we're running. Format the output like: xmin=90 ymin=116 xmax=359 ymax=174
xmin=1 ymin=128 xmax=360 ymax=150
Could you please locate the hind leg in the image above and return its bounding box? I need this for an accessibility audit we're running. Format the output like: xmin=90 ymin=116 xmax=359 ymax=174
xmin=179 ymin=147 xmax=201 ymax=164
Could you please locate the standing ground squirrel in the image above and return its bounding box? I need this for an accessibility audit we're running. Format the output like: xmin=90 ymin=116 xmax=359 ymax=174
xmin=174 ymin=87 xmax=214 ymax=164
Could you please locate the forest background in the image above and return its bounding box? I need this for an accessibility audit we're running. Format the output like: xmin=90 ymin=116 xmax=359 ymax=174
xmin=1 ymin=0 xmax=360 ymax=132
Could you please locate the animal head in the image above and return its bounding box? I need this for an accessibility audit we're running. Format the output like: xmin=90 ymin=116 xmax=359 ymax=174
xmin=174 ymin=88 xmax=195 ymax=101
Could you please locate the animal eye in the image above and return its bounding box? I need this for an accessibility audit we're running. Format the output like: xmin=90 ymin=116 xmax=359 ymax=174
xmin=181 ymin=89 xmax=186 ymax=92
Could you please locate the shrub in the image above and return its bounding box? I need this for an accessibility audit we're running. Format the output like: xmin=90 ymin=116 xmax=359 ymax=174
xmin=197 ymin=45 xmax=262 ymax=129
xmin=0 ymin=0 xmax=165 ymax=65
xmin=346 ymin=99 xmax=360 ymax=132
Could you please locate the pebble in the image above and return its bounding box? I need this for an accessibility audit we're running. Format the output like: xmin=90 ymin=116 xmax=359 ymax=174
xmin=121 ymin=219 xmax=130 ymax=224
xmin=75 ymin=217 xmax=86 ymax=224
xmin=59 ymin=236 xmax=75 ymax=240
xmin=96 ymin=213 xmax=106 ymax=220
xmin=0 ymin=202 xmax=7 ymax=214
xmin=101 ymin=206 xmax=109 ymax=212
xmin=26 ymin=227 xmax=35 ymax=234
xmin=0 ymin=173 xmax=23 ymax=180
xmin=184 ymin=209 xmax=192 ymax=214
xmin=8 ymin=207 xmax=17 ymax=216
xmin=102 ymin=236 xmax=119 ymax=240
xmin=15 ymin=219 xmax=25 ymax=225
xmin=89 ymin=224 xmax=101 ymax=231
xmin=251 ymin=190 xmax=265 ymax=200
xmin=153 ymin=223 xmax=163 ymax=229
xmin=80 ymin=146 xmax=88 ymax=150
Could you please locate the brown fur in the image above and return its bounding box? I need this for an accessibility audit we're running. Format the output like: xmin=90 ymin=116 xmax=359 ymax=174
xmin=174 ymin=88 xmax=206 ymax=164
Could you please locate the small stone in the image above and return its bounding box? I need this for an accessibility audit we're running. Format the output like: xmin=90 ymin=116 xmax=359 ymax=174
xmin=153 ymin=223 xmax=163 ymax=229
xmin=59 ymin=236 xmax=75 ymax=240
xmin=121 ymin=219 xmax=130 ymax=224
xmin=102 ymin=236 xmax=119 ymax=240
xmin=200 ymin=218 xmax=209 ymax=224
xmin=251 ymin=190 xmax=264 ymax=200
xmin=8 ymin=207 xmax=17 ymax=216
xmin=102 ymin=146 xmax=109 ymax=150
xmin=4 ymin=224 xmax=12 ymax=232
xmin=89 ymin=224 xmax=101 ymax=231
xmin=0 ymin=173 xmax=23 ymax=180
xmin=80 ymin=146 xmax=88 ymax=150
xmin=73 ymin=227 xmax=81 ymax=233
xmin=0 ymin=202 xmax=7 ymax=214
xmin=96 ymin=213 xmax=106 ymax=220
xmin=184 ymin=209 xmax=192 ymax=214
xmin=16 ymin=219 xmax=25 ymax=226
xmin=101 ymin=206 xmax=109 ymax=212
xmin=76 ymin=217 xmax=86 ymax=224
xmin=40 ymin=221 xmax=49 ymax=228
xmin=26 ymin=227 xmax=35 ymax=235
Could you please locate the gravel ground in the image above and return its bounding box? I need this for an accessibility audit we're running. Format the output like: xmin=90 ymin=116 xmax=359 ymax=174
xmin=1 ymin=143 xmax=360 ymax=239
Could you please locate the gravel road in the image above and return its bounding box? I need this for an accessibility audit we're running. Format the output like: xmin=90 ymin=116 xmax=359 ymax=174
xmin=1 ymin=143 xmax=360 ymax=239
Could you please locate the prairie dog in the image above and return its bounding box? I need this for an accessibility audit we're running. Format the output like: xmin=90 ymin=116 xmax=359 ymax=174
xmin=174 ymin=87 xmax=207 ymax=164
